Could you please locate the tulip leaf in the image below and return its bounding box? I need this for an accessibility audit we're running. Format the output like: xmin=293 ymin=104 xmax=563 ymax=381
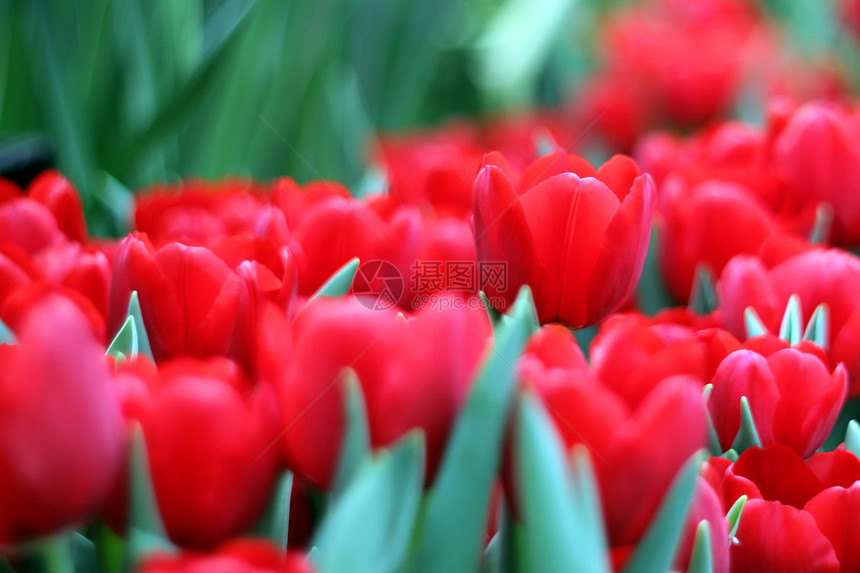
xmin=743 ymin=307 xmax=769 ymax=339
xmin=621 ymin=453 xmax=702 ymax=573
xmin=778 ymin=294 xmax=802 ymax=346
xmin=688 ymin=264 xmax=717 ymax=315
xmin=252 ymin=471 xmax=294 ymax=550
xmin=127 ymin=291 xmax=153 ymax=361
xmin=731 ymin=396 xmax=762 ymax=453
xmin=726 ymin=495 xmax=747 ymax=539
xmin=845 ymin=420 xmax=860 ymax=458
xmin=808 ymin=202 xmax=833 ymax=245
xmin=312 ymin=433 xmax=425 ymax=573
xmin=106 ymin=316 xmax=137 ymax=363
xmin=802 ymin=303 xmax=830 ymax=350
xmin=331 ymin=370 xmax=371 ymax=500
xmin=686 ymin=521 xmax=714 ymax=573
xmin=310 ymin=258 xmax=360 ymax=301
xmin=125 ymin=424 xmax=175 ymax=569
xmin=0 ymin=317 xmax=15 ymax=345
xmin=480 ymin=291 xmax=503 ymax=326
xmin=515 ymin=394 xmax=611 ymax=573
xmin=482 ymin=503 xmax=518 ymax=573
xmin=72 ymin=532 xmax=97 ymax=573
xmin=410 ymin=287 xmax=538 ymax=573
xmin=702 ymin=385 xmax=723 ymax=456
xmin=722 ymin=448 xmax=739 ymax=463
xmin=31 ymin=534 xmax=75 ymax=573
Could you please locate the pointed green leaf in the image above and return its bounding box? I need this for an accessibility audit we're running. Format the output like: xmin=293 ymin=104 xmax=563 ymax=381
xmin=72 ymin=532 xmax=97 ymax=573
xmin=845 ymin=420 xmax=860 ymax=458
xmin=802 ymin=303 xmax=830 ymax=351
xmin=252 ymin=472 xmax=293 ymax=550
xmin=686 ymin=521 xmax=714 ymax=573
xmin=106 ymin=316 xmax=138 ymax=361
xmin=689 ymin=264 xmax=717 ymax=315
xmin=743 ymin=307 xmax=768 ymax=339
xmin=809 ymin=202 xmax=833 ymax=245
xmin=127 ymin=291 xmax=153 ymax=362
xmin=516 ymin=396 xmax=611 ymax=573
xmin=125 ymin=424 xmax=175 ymax=569
xmin=703 ymin=385 xmax=723 ymax=456
xmin=726 ymin=495 xmax=747 ymax=539
xmin=621 ymin=453 xmax=703 ymax=573
xmin=331 ymin=370 xmax=371 ymax=499
xmin=731 ymin=396 xmax=762 ymax=453
xmin=411 ymin=286 xmax=538 ymax=573
xmin=722 ymin=449 xmax=739 ymax=463
xmin=0 ymin=317 xmax=15 ymax=345
xmin=312 ymin=433 xmax=425 ymax=573
xmin=480 ymin=291 xmax=502 ymax=326
xmin=310 ymin=258 xmax=360 ymax=301
xmin=778 ymin=294 xmax=802 ymax=346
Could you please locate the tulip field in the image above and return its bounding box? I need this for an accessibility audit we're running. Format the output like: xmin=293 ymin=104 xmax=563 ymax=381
xmin=5 ymin=0 xmax=860 ymax=571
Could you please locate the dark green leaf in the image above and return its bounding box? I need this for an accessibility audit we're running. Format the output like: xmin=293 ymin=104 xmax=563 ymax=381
xmin=688 ymin=264 xmax=717 ymax=315
xmin=331 ymin=370 xmax=371 ymax=499
xmin=312 ymin=433 xmax=425 ymax=573
xmin=410 ymin=287 xmax=538 ymax=573
xmin=621 ymin=453 xmax=702 ymax=573
xmin=253 ymin=472 xmax=293 ymax=550
xmin=731 ymin=396 xmax=762 ymax=453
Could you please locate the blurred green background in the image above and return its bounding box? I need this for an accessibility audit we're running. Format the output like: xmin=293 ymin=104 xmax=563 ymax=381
xmin=0 ymin=0 xmax=849 ymax=235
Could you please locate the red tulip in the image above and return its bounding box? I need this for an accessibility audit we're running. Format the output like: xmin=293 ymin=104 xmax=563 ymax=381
xmin=140 ymin=540 xmax=313 ymax=573
xmin=768 ymin=101 xmax=860 ymax=245
xmin=108 ymin=234 xmax=242 ymax=363
xmin=717 ymin=248 xmax=860 ymax=396
xmin=270 ymin=297 xmax=490 ymax=489
xmin=708 ymin=348 xmax=846 ymax=457
xmin=0 ymin=295 xmax=124 ymax=545
xmin=658 ymin=179 xmax=781 ymax=302
xmin=514 ymin=326 xmax=707 ymax=546
xmin=473 ymin=150 xmax=655 ymax=328
xmin=113 ymin=358 xmax=281 ymax=549
xmin=27 ymin=170 xmax=88 ymax=243
xmin=719 ymin=446 xmax=860 ymax=572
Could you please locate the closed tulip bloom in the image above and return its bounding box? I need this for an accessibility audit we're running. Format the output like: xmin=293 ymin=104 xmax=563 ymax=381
xmin=708 ymin=348 xmax=846 ymax=458
xmin=473 ymin=150 xmax=655 ymax=328
xmin=0 ymin=295 xmax=124 ymax=545
xmin=272 ymin=297 xmax=489 ymax=489
xmin=114 ymin=358 xmax=281 ymax=549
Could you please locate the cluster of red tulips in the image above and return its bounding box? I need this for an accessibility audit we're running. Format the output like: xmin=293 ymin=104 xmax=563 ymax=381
xmin=6 ymin=0 xmax=860 ymax=571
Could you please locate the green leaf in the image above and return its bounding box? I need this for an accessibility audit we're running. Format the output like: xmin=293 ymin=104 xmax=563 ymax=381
xmin=410 ymin=287 xmax=538 ymax=573
xmin=0 ymin=317 xmax=15 ymax=345
xmin=778 ymin=295 xmax=802 ymax=346
xmin=72 ymin=532 xmax=97 ymax=573
xmin=127 ymin=291 xmax=153 ymax=361
xmin=845 ymin=420 xmax=860 ymax=458
xmin=809 ymin=203 xmax=833 ymax=245
xmin=480 ymin=291 xmax=503 ymax=326
xmin=726 ymin=495 xmax=747 ymax=540
xmin=312 ymin=433 xmax=425 ymax=573
xmin=802 ymin=303 xmax=830 ymax=350
xmin=310 ymin=258 xmax=360 ymax=301
xmin=637 ymin=227 xmax=676 ymax=314
xmin=743 ymin=307 xmax=768 ymax=339
xmin=331 ymin=370 xmax=371 ymax=499
xmin=702 ymin=385 xmax=723 ymax=456
xmin=686 ymin=521 xmax=713 ymax=573
xmin=731 ymin=396 xmax=762 ymax=453
xmin=621 ymin=453 xmax=703 ymax=573
xmin=688 ymin=264 xmax=717 ymax=315
xmin=92 ymin=521 xmax=125 ymax=573
xmin=32 ymin=534 xmax=75 ymax=573
xmin=515 ymin=395 xmax=611 ymax=573
xmin=106 ymin=316 xmax=137 ymax=362
xmin=252 ymin=472 xmax=293 ymax=550
xmin=125 ymin=424 xmax=175 ymax=569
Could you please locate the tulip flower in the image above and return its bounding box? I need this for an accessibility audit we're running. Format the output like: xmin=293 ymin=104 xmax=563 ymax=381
xmin=473 ymin=150 xmax=655 ymax=328
xmin=113 ymin=358 xmax=281 ymax=549
xmin=717 ymin=249 xmax=860 ymax=396
xmin=513 ymin=325 xmax=707 ymax=547
xmin=269 ymin=297 xmax=490 ymax=489
xmin=140 ymin=540 xmax=314 ymax=573
xmin=719 ymin=446 xmax=860 ymax=572
xmin=0 ymin=295 xmax=124 ymax=545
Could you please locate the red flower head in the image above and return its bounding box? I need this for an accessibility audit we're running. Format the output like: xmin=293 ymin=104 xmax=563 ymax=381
xmin=140 ymin=540 xmax=314 ymax=573
xmin=0 ymin=294 xmax=124 ymax=545
xmin=113 ymin=358 xmax=281 ymax=549
xmin=473 ymin=150 xmax=655 ymax=328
